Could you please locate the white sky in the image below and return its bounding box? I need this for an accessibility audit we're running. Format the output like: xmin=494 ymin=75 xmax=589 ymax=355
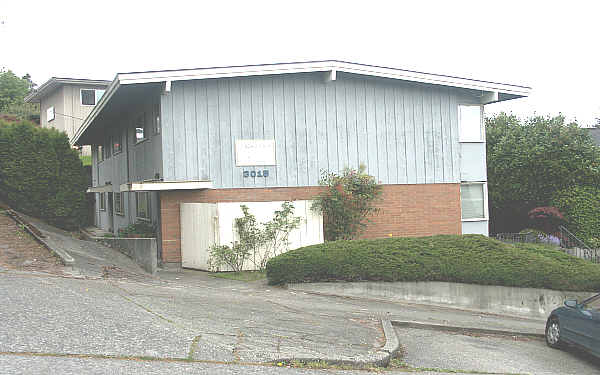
xmin=2 ymin=0 xmax=599 ymax=126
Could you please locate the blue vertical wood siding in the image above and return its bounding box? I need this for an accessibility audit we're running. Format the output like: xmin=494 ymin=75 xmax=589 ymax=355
xmin=161 ymin=72 xmax=478 ymax=188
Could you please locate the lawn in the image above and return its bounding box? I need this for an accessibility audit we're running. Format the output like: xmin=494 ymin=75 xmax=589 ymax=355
xmin=209 ymin=270 xmax=266 ymax=282
xmin=265 ymin=234 xmax=600 ymax=291
xmin=80 ymin=155 xmax=91 ymax=166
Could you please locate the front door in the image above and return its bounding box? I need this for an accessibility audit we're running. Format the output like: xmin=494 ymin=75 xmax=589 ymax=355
xmin=107 ymin=192 xmax=114 ymax=233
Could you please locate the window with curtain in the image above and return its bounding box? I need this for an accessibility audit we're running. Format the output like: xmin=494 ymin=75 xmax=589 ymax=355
xmin=461 ymin=183 xmax=485 ymax=220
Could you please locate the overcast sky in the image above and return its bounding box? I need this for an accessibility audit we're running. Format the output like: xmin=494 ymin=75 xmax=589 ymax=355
xmin=2 ymin=1 xmax=598 ymax=126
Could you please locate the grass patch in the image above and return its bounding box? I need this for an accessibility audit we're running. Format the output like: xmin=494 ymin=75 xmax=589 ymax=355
xmin=209 ymin=271 xmax=266 ymax=282
xmin=265 ymin=234 xmax=600 ymax=291
xmin=80 ymin=155 xmax=91 ymax=166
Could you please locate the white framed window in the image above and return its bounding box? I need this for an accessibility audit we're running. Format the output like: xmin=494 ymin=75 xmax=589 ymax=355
xmin=136 ymin=192 xmax=151 ymax=220
xmin=46 ymin=106 xmax=55 ymax=122
xmin=459 ymin=105 xmax=484 ymax=142
xmin=114 ymin=192 xmax=124 ymax=215
xmin=81 ymin=89 xmax=106 ymax=106
xmin=135 ymin=112 xmax=146 ymax=143
xmin=460 ymin=182 xmax=487 ymax=221
xmin=99 ymin=192 xmax=106 ymax=211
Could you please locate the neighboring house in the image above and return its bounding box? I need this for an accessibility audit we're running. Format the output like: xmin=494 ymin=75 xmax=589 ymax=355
xmin=71 ymin=60 xmax=530 ymax=269
xmin=587 ymin=127 xmax=600 ymax=146
xmin=24 ymin=77 xmax=110 ymax=155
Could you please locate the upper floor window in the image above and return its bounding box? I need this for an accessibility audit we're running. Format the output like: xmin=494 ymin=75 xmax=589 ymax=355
xmin=46 ymin=106 xmax=55 ymax=122
xmin=459 ymin=105 xmax=484 ymax=142
xmin=81 ymin=89 xmax=106 ymax=106
xmin=135 ymin=112 xmax=146 ymax=143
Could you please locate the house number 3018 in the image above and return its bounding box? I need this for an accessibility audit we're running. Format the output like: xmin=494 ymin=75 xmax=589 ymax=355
xmin=243 ymin=170 xmax=269 ymax=178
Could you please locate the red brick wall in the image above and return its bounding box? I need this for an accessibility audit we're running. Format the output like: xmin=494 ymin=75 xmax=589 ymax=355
xmin=159 ymin=184 xmax=461 ymax=263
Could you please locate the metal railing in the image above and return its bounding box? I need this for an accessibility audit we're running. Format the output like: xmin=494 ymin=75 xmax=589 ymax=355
xmin=495 ymin=226 xmax=600 ymax=264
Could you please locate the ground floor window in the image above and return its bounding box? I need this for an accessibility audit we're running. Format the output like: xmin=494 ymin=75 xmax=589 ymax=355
xmin=114 ymin=192 xmax=124 ymax=215
xmin=99 ymin=192 xmax=106 ymax=211
xmin=460 ymin=182 xmax=486 ymax=220
xmin=136 ymin=192 xmax=151 ymax=220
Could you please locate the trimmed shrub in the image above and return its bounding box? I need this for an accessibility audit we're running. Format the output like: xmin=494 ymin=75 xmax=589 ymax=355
xmin=265 ymin=235 xmax=600 ymax=291
xmin=552 ymin=186 xmax=600 ymax=248
xmin=0 ymin=120 xmax=88 ymax=230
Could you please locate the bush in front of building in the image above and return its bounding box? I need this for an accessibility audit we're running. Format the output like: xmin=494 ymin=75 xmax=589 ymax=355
xmin=0 ymin=119 xmax=88 ymax=230
xmin=117 ymin=221 xmax=157 ymax=238
xmin=552 ymin=186 xmax=600 ymax=248
xmin=265 ymin=234 xmax=600 ymax=291
xmin=311 ymin=165 xmax=382 ymax=241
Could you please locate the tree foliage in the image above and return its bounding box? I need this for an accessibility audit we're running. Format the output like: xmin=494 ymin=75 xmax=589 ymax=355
xmin=486 ymin=113 xmax=600 ymax=234
xmin=311 ymin=165 xmax=382 ymax=241
xmin=0 ymin=119 xmax=89 ymax=229
xmin=552 ymin=186 xmax=600 ymax=248
xmin=0 ymin=69 xmax=39 ymax=121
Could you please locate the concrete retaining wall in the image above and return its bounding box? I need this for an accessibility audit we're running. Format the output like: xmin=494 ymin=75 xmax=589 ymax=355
xmin=288 ymin=281 xmax=595 ymax=319
xmin=100 ymin=238 xmax=158 ymax=275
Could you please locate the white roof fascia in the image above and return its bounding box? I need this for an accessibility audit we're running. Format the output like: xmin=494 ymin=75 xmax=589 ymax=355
xmin=117 ymin=60 xmax=531 ymax=97
xmin=71 ymin=78 xmax=120 ymax=146
xmin=119 ymin=180 xmax=213 ymax=192
xmin=25 ymin=78 xmax=110 ymax=103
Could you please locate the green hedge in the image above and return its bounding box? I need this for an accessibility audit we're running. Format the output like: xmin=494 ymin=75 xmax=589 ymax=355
xmin=552 ymin=186 xmax=600 ymax=248
xmin=265 ymin=235 xmax=600 ymax=291
xmin=0 ymin=120 xmax=89 ymax=230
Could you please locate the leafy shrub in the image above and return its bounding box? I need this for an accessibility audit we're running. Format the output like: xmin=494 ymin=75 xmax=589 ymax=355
xmin=117 ymin=221 xmax=156 ymax=238
xmin=552 ymin=186 xmax=600 ymax=248
xmin=265 ymin=235 xmax=600 ymax=291
xmin=0 ymin=120 xmax=88 ymax=230
xmin=527 ymin=207 xmax=564 ymax=234
xmin=486 ymin=113 xmax=600 ymax=234
xmin=311 ymin=165 xmax=382 ymax=241
xmin=209 ymin=202 xmax=301 ymax=272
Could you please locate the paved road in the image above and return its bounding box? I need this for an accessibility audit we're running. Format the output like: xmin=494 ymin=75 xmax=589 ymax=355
xmin=397 ymin=327 xmax=600 ymax=375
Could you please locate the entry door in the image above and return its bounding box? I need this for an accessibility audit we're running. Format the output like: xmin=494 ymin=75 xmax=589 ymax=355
xmin=107 ymin=192 xmax=114 ymax=233
xmin=180 ymin=203 xmax=218 ymax=270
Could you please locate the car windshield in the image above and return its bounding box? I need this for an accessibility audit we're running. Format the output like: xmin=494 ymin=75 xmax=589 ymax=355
xmin=582 ymin=294 xmax=600 ymax=311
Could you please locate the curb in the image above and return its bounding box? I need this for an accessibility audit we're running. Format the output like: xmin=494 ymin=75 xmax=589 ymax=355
xmin=272 ymin=318 xmax=400 ymax=368
xmin=392 ymin=320 xmax=545 ymax=339
xmin=5 ymin=210 xmax=75 ymax=266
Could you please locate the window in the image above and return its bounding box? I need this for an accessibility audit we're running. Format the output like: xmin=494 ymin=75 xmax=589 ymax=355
xmin=112 ymin=134 xmax=122 ymax=154
xmin=459 ymin=105 xmax=483 ymax=142
xmin=153 ymin=103 xmax=161 ymax=135
xmin=136 ymin=192 xmax=151 ymax=220
xmin=135 ymin=113 xmax=146 ymax=143
xmin=46 ymin=106 xmax=55 ymax=122
xmin=97 ymin=145 xmax=104 ymax=162
xmin=81 ymin=89 xmax=106 ymax=106
xmin=460 ymin=183 xmax=486 ymax=220
xmin=99 ymin=192 xmax=106 ymax=211
xmin=583 ymin=295 xmax=600 ymax=312
xmin=114 ymin=192 xmax=124 ymax=215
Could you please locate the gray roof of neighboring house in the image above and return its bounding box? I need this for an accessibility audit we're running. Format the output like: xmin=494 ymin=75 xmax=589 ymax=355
xmin=24 ymin=77 xmax=111 ymax=103
xmin=587 ymin=128 xmax=600 ymax=146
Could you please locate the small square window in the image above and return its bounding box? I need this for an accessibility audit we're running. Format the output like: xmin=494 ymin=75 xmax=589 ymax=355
xmin=461 ymin=183 xmax=486 ymax=220
xmin=459 ymin=105 xmax=483 ymax=142
xmin=81 ymin=89 xmax=105 ymax=106
xmin=114 ymin=193 xmax=124 ymax=215
xmin=99 ymin=192 xmax=106 ymax=211
xmin=135 ymin=113 xmax=146 ymax=143
xmin=136 ymin=192 xmax=151 ymax=220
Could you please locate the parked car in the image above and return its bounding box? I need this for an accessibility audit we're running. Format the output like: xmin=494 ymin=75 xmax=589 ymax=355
xmin=546 ymin=293 xmax=600 ymax=358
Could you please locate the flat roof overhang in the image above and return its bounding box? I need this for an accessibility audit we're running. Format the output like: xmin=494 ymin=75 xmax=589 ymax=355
xmin=72 ymin=60 xmax=531 ymax=147
xmin=119 ymin=180 xmax=213 ymax=192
